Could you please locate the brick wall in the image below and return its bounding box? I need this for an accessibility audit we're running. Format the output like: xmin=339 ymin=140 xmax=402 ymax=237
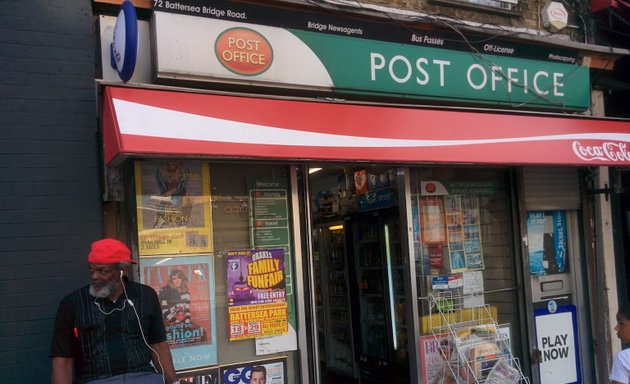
xmin=342 ymin=0 xmax=563 ymax=34
xmin=0 ymin=1 xmax=102 ymax=382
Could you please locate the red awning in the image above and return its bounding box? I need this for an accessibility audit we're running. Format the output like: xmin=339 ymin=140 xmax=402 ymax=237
xmin=102 ymin=86 xmax=630 ymax=166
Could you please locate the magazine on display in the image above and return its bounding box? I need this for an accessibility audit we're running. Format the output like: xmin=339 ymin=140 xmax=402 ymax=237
xmin=486 ymin=358 xmax=520 ymax=384
xmin=220 ymin=357 xmax=287 ymax=384
xmin=140 ymin=255 xmax=218 ymax=370
xmin=177 ymin=366 xmax=220 ymax=384
xmin=468 ymin=341 xmax=500 ymax=380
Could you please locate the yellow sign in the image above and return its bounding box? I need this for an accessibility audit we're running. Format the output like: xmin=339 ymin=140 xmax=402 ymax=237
xmin=135 ymin=161 xmax=213 ymax=256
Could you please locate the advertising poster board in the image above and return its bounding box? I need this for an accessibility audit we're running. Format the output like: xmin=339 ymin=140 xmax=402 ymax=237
xmin=534 ymin=304 xmax=580 ymax=384
xmin=247 ymin=177 xmax=297 ymax=354
xmin=140 ymin=255 xmax=217 ymax=370
xmin=226 ymin=249 xmax=288 ymax=341
xmin=135 ymin=160 xmax=213 ymax=256
xmin=527 ymin=210 xmax=567 ymax=276
xmin=418 ymin=181 xmax=489 ymax=273
xmin=420 ymin=197 xmax=446 ymax=244
xmin=444 ymin=195 xmax=484 ymax=272
xmin=220 ymin=357 xmax=287 ymax=384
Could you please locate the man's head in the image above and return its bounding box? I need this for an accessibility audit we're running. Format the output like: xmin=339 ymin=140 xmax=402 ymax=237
xmin=250 ymin=366 xmax=266 ymax=384
xmin=87 ymin=239 xmax=135 ymax=299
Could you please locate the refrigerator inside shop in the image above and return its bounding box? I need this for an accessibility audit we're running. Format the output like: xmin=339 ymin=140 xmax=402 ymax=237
xmin=313 ymin=223 xmax=357 ymax=379
xmin=347 ymin=209 xmax=409 ymax=383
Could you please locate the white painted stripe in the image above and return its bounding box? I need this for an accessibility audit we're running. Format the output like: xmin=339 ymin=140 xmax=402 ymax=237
xmin=114 ymin=98 xmax=630 ymax=148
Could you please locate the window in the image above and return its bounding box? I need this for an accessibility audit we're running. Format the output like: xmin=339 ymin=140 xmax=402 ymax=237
xmin=430 ymin=0 xmax=519 ymax=15
xmin=134 ymin=160 xmax=300 ymax=382
xmin=410 ymin=167 xmax=525 ymax=382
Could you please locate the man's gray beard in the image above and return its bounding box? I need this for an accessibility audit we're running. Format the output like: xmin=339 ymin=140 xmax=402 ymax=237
xmin=90 ymin=279 xmax=119 ymax=298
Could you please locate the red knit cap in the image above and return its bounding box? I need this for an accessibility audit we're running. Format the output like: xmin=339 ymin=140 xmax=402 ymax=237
xmin=88 ymin=238 xmax=136 ymax=264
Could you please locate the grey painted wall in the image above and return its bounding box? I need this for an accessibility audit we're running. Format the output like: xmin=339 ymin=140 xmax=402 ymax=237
xmin=0 ymin=1 xmax=103 ymax=382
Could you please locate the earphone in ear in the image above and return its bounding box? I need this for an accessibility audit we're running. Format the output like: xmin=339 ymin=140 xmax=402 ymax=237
xmin=120 ymin=270 xmax=124 ymax=279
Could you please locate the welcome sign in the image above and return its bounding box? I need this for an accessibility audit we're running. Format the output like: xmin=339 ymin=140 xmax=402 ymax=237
xmin=152 ymin=1 xmax=589 ymax=110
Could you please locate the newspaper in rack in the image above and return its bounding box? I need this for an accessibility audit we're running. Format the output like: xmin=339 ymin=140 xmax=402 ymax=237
xmin=485 ymin=357 xmax=520 ymax=384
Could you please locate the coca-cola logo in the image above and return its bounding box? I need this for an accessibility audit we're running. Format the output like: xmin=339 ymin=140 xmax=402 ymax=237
xmin=572 ymin=141 xmax=630 ymax=162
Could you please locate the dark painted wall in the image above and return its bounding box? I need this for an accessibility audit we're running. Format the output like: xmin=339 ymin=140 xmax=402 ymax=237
xmin=0 ymin=1 xmax=103 ymax=382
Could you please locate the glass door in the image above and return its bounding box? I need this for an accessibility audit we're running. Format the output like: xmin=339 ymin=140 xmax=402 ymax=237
xmin=354 ymin=217 xmax=388 ymax=362
xmin=313 ymin=223 xmax=356 ymax=380
xmin=349 ymin=210 xmax=409 ymax=383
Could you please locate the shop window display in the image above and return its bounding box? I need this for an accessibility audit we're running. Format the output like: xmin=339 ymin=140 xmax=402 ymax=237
xmin=134 ymin=160 xmax=299 ymax=384
xmin=410 ymin=167 xmax=526 ymax=383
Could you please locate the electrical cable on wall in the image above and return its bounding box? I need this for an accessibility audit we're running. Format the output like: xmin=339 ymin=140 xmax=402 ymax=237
xmin=305 ymin=0 xmax=591 ymax=113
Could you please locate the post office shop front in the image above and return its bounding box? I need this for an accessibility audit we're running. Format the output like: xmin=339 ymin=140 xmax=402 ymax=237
xmin=99 ymin=84 xmax=630 ymax=384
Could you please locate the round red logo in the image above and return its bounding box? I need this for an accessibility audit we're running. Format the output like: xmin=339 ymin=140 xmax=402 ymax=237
xmin=215 ymin=28 xmax=273 ymax=76
xmin=425 ymin=183 xmax=436 ymax=193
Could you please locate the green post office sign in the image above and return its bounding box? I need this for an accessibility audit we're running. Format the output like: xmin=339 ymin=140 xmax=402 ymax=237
xmin=151 ymin=2 xmax=591 ymax=111
xmin=291 ymin=30 xmax=590 ymax=110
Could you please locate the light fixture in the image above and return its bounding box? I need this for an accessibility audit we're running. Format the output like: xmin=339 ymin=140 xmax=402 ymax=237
xmin=328 ymin=224 xmax=344 ymax=231
xmin=309 ymin=167 xmax=322 ymax=174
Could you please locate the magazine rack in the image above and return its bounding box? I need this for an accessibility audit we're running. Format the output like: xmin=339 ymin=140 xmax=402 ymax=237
xmin=428 ymin=291 xmax=530 ymax=384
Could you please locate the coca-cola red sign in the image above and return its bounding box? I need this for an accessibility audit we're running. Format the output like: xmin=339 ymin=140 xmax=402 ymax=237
xmin=572 ymin=141 xmax=630 ymax=162
xmin=102 ymin=87 xmax=630 ymax=166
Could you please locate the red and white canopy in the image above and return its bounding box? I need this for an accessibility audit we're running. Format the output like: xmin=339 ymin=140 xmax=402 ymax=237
xmin=102 ymin=86 xmax=630 ymax=166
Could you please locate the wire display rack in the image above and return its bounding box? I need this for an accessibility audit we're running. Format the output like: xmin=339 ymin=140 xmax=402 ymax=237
xmin=427 ymin=291 xmax=530 ymax=384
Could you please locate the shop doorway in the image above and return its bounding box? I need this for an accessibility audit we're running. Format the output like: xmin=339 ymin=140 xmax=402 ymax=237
xmin=308 ymin=165 xmax=411 ymax=384
xmin=520 ymin=168 xmax=594 ymax=384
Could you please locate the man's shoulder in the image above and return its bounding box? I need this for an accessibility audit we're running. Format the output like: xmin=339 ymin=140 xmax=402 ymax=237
xmin=61 ymin=285 xmax=92 ymax=301
xmin=128 ymin=280 xmax=159 ymax=296
xmin=57 ymin=285 xmax=92 ymax=311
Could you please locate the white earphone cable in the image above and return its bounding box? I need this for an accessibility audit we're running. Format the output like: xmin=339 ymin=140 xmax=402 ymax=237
xmin=120 ymin=272 xmax=167 ymax=384
xmin=94 ymin=297 xmax=127 ymax=315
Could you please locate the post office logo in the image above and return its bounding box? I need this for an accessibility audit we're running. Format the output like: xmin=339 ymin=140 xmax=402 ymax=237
xmin=215 ymin=27 xmax=273 ymax=76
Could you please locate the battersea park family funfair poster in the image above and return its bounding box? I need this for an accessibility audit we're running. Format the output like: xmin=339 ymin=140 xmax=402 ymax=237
xmin=226 ymin=248 xmax=288 ymax=341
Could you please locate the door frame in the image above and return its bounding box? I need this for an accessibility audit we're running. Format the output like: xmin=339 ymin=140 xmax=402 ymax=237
xmin=517 ymin=168 xmax=594 ymax=384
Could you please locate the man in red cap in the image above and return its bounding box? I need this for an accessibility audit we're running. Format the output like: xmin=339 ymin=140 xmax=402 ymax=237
xmin=50 ymin=238 xmax=178 ymax=384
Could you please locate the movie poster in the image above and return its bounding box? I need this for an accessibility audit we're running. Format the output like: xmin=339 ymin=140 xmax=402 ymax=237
xmin=220 ymin=358 xmax=287 ymax=384
xmin=135 ymin=161 xmax=213 ymax=256
xmin=140 ymin=255 xmax=217 ymax=370
xmin=226 ymin=249 xmax=288 ymax=341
